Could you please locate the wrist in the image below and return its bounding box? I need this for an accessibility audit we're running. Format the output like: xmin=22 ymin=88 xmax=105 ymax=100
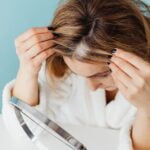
xmin=17 ymin=68 xmax=39 ymax=80
xmin=138 ymin=108 xmax=150 ymax=118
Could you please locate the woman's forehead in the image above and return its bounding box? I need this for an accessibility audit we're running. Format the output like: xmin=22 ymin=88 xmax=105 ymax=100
xmin=63 ymin=42 xmax=110 ymax=76
xmin=63 ymin=56 xmax=109 ymax=77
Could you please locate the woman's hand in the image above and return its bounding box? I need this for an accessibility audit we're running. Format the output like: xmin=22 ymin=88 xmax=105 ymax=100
xmin=13 ymin=27 xmax=55 ymax=106
xmin=109 ymin=49 xmax=150 ymax=112
xmin=15 ymin=27 xmax=55 ymax=76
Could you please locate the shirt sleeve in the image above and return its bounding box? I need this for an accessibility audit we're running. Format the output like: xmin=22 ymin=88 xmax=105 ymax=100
xmin=1 ymin=79 xmax=32 ymax=143
xmin=1 ymin=62 xmax=74 ymax=144
xmin=1 ymin=78 xmax=60 ymax=150
xmin=1 ymin=62 xmax=54 ymax=145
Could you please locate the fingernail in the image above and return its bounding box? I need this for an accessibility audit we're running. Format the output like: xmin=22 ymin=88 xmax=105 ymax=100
xmin=52 ymin=32 xmax=60 ymax=38
xmin=111 ymin=48 xmax=117 ymax=54
xmin=107 ymin=55 xmax=112 ymax=59
xmin=47 ymin=26 xmax=54 ymax=31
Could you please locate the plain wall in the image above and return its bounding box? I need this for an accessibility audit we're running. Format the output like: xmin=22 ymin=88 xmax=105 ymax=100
xmin=0 ymin=0 xmax=60 ymax=112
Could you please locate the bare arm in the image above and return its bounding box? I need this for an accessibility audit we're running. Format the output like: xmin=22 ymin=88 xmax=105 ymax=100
xmin=131 ymin=109 xmax=150 ymax=150
xmin=12 ymin=69 xmax=39 ymax=106
xmin=12 ymin=27 xmax=55 ymax=106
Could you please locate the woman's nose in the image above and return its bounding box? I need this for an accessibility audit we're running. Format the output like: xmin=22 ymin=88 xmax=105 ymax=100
xmin=86 ymin=78 xmax=103 ymax=91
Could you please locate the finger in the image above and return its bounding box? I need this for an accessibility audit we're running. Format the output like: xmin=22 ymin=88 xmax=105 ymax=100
xmin=32 ymin=49 xmax=55 ymax=66
xmin=110 ymin=62 xmax=133 ymax=89
xmin=25 ymin=40 xmax=55 ymax=58
xmin=114 ymin=48 xmax=150 ymax=71
xmin=17 ymin=33 xmax=54 ymax=53
xmin=110 ymin=65 xmax=128 ymax=92
xmin=15 ymin=27 xmax=51 ymax=43
xmin=111 ymin=73 xmax=128 ymax=96
xmin=110 ymin=58 xmax=148 ymax=91
xmin=111 ymin=55 xmax=141 ymax=82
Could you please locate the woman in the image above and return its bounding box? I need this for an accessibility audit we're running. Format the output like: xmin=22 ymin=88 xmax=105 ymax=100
xmin=2 ymin=0 xmax=150 ymax=150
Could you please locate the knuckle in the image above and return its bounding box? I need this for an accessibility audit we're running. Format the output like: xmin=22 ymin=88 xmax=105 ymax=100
xmin=133 ymin=87 xmax=139 ymax=95
xmin=33 ymin=36 xmax=40 ymax=42
xmin=114 ymin=68 xmax=120 ymax=75
xmin=43 ymin=51 xmax=48 ymax=57
xmin=138 ymin=83 xmax=145 ymax=91
xmin=139 ymin=78 xmax=145 ymax=88
xmin=42 ymin=51 xmax=49 ymax=59
xmin=29 ymin=28 xmax=36 ymax=34
xmin=49 ymin=50 xmax=54 ymax=55
xmin=16 ymin=47 xmax=24 ymax=56
xmin=35 ymin=44 xmax=43 ymax=52
xmin=145 ymin=73 xmax=150 ymax=80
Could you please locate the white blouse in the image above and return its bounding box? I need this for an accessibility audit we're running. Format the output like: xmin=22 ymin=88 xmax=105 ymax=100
xmin=2 ymin=62 xmax=137 ymax=150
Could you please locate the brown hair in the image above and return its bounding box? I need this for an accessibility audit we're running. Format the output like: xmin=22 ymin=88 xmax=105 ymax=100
xmin=46 ymin=0 xmax=150 ymax=82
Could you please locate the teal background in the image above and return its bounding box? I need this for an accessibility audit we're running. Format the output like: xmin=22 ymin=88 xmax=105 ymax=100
xmin=0 ymin=0 xmax=60 ymax=112
xmin=0 ymin=0 xmax=149 ymax=112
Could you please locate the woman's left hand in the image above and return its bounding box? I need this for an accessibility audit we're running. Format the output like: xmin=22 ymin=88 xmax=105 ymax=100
xmin=109 ymin=48 xmax=150 ymax=112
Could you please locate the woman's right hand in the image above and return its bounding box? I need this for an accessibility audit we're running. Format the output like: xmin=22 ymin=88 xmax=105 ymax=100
xmin=15 ymin=27 xmax=55 ymax=76
xmin=12 ymin=27 xmax=55 ymax=106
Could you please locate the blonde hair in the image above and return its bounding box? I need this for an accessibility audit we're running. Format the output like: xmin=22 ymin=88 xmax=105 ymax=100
xmin=46 ymin=0 xmax=150 ymax=86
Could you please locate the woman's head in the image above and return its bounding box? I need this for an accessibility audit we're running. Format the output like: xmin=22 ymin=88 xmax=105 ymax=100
xmin=46 ymin=0 xmax=150 ymax=91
